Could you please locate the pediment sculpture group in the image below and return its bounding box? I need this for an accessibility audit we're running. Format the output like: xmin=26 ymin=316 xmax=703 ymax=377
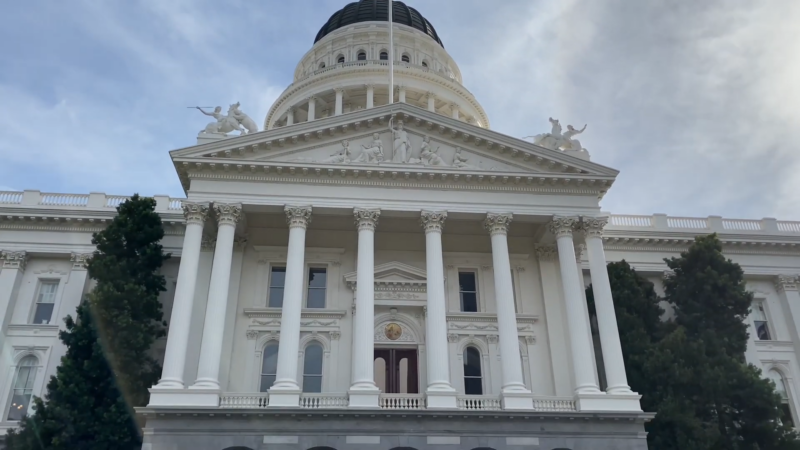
xmin=311 ymin=121 xmax=480 ymax=169
xmin=526 ymin=117 xmax=588 ymax=153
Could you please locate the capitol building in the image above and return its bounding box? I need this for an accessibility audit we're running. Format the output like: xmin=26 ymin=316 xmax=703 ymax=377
xmin=1 ymin=2 xmax=799 ymax=449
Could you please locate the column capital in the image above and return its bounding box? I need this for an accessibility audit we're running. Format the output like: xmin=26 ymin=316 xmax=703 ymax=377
xmin=775 ymin=275 xmax=800 ymax=293
xmin=426 ymin=91 xmax=436 ymax=99
xmin=548 ymin=216 xmax=580 ymax=238
xmin=1 ymin=250 xmax=27 ymax=271
xmin=364 ymin=83 xmax=375 ymax=89
xmin=246 ymin=330 xmax=260 ymax=340
xmin=182 ymin=201 xmax=210 ymax=225
xmin=70 ymin=252 xmax=93 ymax=271
xmin=213 ymin=203 xmax=242 ymax=227
xmin=285 ymin=205 xmax=312 ymax=229
xmin=484 ymin=213 xmax=513 ymax=236
xmin=580 ymin=216 xmax=609 ymax=238
xmin=307 ymin=95 xmax=318 ymax=102
xmin=535 ymin=244 xmax=558 ymax=261
xmin=287 ymin=106 xmax=296 ymax=113
xmin=421 ymin=210 xmax=447 ymax=233
xmin=354 ymin=208 xmax=381 ymax=232
xmin=334 ymin=87 xmax=345 ymax=94
xmin=450 ymin=102 xmax=459 ymax=109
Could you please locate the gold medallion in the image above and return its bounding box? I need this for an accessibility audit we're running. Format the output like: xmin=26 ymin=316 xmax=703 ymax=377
xmin=384 ymin=323 xmax=402 ymax=341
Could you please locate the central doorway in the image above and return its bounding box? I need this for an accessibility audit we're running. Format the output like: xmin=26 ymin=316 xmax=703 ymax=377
xmin=374 ymin=349 xmax=419 ymax=394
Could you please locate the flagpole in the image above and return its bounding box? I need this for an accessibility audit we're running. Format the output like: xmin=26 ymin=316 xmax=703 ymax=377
xmin=388 ymin=0 xmax=394 ymax=105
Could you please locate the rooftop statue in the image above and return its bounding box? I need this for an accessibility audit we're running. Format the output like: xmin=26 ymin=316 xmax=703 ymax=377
xmin=526 ymin=118 xmax=587 ymax=153
xmin=197 ymin=102 xmax=258 ymax=137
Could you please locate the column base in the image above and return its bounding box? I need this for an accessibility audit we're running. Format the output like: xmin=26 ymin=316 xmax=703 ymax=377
xmin=348 ymin=388 xmax=380 ymax=408
xmin=426 ymin=390 xmax=458 ymax=409
xmin=268 ymin=389 xmax=301 ymax=407
xmin=575 ymin=392 xmax=642 ymax=412
xmin=501 ymin=390 xmax=534 ymax=410
xmin=148 ymin=388 xmax=220 ymax=407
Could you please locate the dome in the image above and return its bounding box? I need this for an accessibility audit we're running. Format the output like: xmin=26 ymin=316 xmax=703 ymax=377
xmin=315 ymin=0 xmax=444 ymax=47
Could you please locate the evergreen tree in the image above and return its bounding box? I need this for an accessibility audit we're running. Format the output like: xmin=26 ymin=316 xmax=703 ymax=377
xmin=597 ymin=235 xmax=800 ymax=449
xmin=6 ymin=195 xmax=169 ymax=450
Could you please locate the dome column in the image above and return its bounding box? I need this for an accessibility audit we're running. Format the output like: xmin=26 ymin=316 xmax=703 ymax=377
xmin=365 ymin=84 xmax=375 ymax=109
xmin=451 ymin=103 xmax=460 ymax=120
xmin=286 ymin=107 xmax=295 ymax=126
xmin=426 ymin=92 xmax=436 ymax=112
xmin=398 ymin=85 xmax=406 ymax=103
xmin=334 ymin=88 xmax=344 ymax=116
xmin=307 ymin=96 xmax=317 ymax=121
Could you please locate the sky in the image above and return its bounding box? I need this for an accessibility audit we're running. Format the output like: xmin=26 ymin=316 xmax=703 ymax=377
xmin=1 ymin=0 xmax=799 ymax=219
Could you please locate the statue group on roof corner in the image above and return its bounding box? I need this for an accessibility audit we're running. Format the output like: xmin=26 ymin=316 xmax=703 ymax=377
xmin=197 ymin=102 xmax=258 ymax=136
xmin=527 ymin=117 xmax=588 ymax=154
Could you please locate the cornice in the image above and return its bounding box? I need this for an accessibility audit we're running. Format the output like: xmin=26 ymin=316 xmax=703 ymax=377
xmin=602 ymin=236 xmax=800 ymax=256
xmin=0 ymin=213 xmax=185 ymax=235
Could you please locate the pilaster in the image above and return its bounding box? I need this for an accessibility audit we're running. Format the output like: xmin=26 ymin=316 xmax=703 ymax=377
xmin=0 ymin=251 xmax=27 ymax=348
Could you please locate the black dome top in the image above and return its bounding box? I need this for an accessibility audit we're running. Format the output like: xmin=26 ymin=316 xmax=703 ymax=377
xmin=315 ymin=0 xmax=444 ymax=47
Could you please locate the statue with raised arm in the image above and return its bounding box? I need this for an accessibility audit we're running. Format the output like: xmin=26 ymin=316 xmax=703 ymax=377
xmin=525 ymin=117 xmax=587 ymax=153
xmin=391 ymin=120 xmax=412 ymax=163
xmin=452 ymin=147 xmax=478 ymax=169
xmin=561 ymin=124 xmax=587 ymax=151
xmin=197 ymin=102 xmax=258 ymax=136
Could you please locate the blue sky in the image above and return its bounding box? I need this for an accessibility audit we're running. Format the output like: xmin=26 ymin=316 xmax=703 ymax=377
xmin=1 ymin=0 xmax=799 ymax=219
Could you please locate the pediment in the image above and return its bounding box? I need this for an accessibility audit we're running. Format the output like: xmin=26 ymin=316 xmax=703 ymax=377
xmin=344 ymin=261 xmax=427 ymax=287
xmin=170 ymin=103 xmax=618 ymax=194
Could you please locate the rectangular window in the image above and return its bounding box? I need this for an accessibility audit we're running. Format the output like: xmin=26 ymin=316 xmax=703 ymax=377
xmin=459 ymin=271 xmax=479 ymax=312
xmin=32 ymin=280 xmax=59 ymax=325
xmin=307 ymin=267 xmax=327 ymax=309
xmin=753 ymin=300 xmax=772 ymax=341
xmin=268 ymin=266 xmax=286 ymax=308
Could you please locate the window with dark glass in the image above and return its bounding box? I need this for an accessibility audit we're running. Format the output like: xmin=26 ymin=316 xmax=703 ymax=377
xmin=260 ymin=343 xmax=279 ymax=392
xmin=357 ymin=51 xmax=366 ymax=61
xmin=421 ymin=61 xmax=428 ymax=67
xmin=770 ymin=370 xmax=795 ymax=427
xmin=463 ymin=347 xmax=483 ymax=395
xmin=319 ymin=62 xmax=326 ymax=69
xmin=32 ymin=280 xmax=58 ymax=324
xmin=7 ymin=356 xmax=37 ymax=421
xmin=337 ymin=55 xmax=345 ymax=64
xmin=303 ymin=343 xmax=324 ymax=393
xmin=459 ymin=271 xmax=478 ymax=312
xmin=268 ymin=266 xmax=286 ymax=308
xmin=380 ymin=51 xmax=388 ymax=60
xmin=753 ymin=300 xmax=771 ymax=340
xmin=401 ymin=54 xmax=410 ymax=63
xmin=307 ymin=267 xmax=327 ymax=308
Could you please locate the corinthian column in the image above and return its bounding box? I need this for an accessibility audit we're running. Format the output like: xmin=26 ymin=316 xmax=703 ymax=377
xmin=334 ymin=88 xmax=344 ymax=116
xmin=366 ymin=84 xmax=375 ymax=109
xmin=549 ymin=217 xmax=600 ymax=395
xmin=484 ymin=213 xmax=533 ymax=410
xmin=349 ymin=208 xmax=381 ymax=408
xmin=191 ymin=203 xmax=242 ymax=392
xmin=582 ymin=217 xmax=633 ymax=394
xmin=154 ymin=202 xmax=209 ymax=390
xmin=308 ymin=96 xmax=317 ymax=121
xmin=421 ymin=211 xmax=458 ymax=409
xmin=268 ymin=206 xmax=312 ymax=407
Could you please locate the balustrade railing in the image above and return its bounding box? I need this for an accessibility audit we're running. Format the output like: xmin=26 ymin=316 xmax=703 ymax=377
xmin=379 ymin=394 xmax=425 ymax=410
xmin=532 ymin=397 xmax=577 ymax=412
xmin=169 ymin=199 xmax=183 ymax=210
xmin=722 ymin=219 xmax=762 ymax=231
xmin=219 ymin=393 xmax=269 ymax=409
xmin=299 ymin=393 xmax=349 ymax=409
xmin=0 ymin=191 xmax=22 ymax=204
xmin=457 ymin=395 xmax=502 ymax=411
xmin=296 ymin=59 xmax=461 ymax=86
xmin=40 ymin=193 xmax=89 ymax=206
xmin=608 ymin=215 xmax=653 ymax=227
xmin=105 ymin=196 xmax=131 ymax=208
xmin=665 ymin=217 xmax=708 ymax=229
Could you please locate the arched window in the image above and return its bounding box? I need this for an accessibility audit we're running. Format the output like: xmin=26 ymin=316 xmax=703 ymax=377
xmin=303 ymin=343 xmax=324 ymax=393
xmin=769 ymin=370 xmax=795 ymax=427
xmin=7 ymin=356 xmax=37 ymax=421
xmin=260 ymin=342 xmax=279 ymax=392
xmin=319 ymin=62 xmax=326 ymax=69
xmin=380 ymin=51 xmax=388 ymax=60
xmin=357 ymin=51 xmax=367 ymax=61
xmin=463 ymin=346 xmax=483 ymax=395
xmin=421 ymin=61 xmax=428 ymax=68
xmin=337 ymin=55 xmax=345 ymax=64
xmin=401 ymin=54 xmax=410 ymax=63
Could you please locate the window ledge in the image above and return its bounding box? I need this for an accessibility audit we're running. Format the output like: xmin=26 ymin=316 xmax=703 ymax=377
xmin=6 ymin=324 xmax=59 ymax=337
xmin=754 ymin=340 xmax=794 ymax=349
xmin=244 ymin=308 xmax=347 ymax=320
